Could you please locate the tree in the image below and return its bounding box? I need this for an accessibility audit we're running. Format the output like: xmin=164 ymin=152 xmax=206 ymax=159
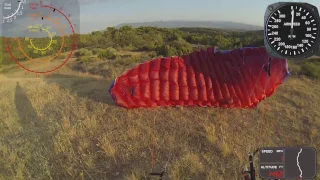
xmin=156 ymin=45 xmax=176 ymax=57
xmin=214 ymin=34 xmax=232 ymax=50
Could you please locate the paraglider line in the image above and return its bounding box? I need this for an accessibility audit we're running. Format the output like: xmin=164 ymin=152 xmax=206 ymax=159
xmin=152 ymin=118 xmax=156 ymax=168
xmin=257 ymin=102 xmax=266 ymax=146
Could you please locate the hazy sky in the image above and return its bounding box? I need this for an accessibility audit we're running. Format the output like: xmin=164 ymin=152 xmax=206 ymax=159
xmin=1 ymin=0 xmax=320 ymax=34
xmin=78 ymin=0 xmax=320 ymax=33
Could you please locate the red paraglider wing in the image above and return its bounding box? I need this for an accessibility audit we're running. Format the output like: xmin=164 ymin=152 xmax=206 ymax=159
xmin=109 ymin=47 xmax=289 ymax=108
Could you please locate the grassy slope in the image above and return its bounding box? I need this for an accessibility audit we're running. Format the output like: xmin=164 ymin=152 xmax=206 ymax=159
xmin=0 ymin=56 xmax=319 ymax=180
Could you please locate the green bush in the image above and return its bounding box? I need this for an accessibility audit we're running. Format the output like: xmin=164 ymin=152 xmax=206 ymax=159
xmin=77 ymin=56 xmax=89 ymax=62
xmin=75 ymin=49 xmax=93 ymax=57
xmin=148 ymin=52 xmax=157 ymax=58
xmin=115 ymin=55 xmax=122 ymax=61
xmin=92 ymin=48 xmax=104 ymax=55
xmin=90 ymin=57 xmax=100 ymax=62
xmin=97 ymin=51 xmax=106 ymax=59
xmin=155 ymin=38 xmax=193 ymax=57
xmin=156 ymin=45 xmax=176 ymax=57
xmin=106 ymin=47 xmax=117 ymax=58
xmin=170 ymin=39 xmax=193 ymax=56
xmin=77 ymin=56 xmax=98 ymax=63
xmin=98 ymin=47 xmax=117 ymax=59
xmin=301 ymin=61 xmax=320 ymax=78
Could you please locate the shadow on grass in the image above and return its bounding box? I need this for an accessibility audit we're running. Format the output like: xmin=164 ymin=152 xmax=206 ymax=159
xmin=14 ymin=82 xmax=65 ymax=179
xmin=14 ymin=82 xmax=39 ymax=125
xmin=43 ymin=73 xmax=116 ymax=105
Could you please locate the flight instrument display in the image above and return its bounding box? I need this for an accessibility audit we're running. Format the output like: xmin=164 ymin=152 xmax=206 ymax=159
xmin=259 ymin=147 xmax=316 ymax=179
xmin=264 ymin=2 xmax=320 ymax=59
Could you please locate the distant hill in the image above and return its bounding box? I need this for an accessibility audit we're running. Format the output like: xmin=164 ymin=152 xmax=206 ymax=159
xmin=115 ymin=20 xmax=263 ymax=31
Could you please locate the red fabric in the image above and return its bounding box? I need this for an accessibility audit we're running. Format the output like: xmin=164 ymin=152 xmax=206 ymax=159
xmin=109 ymin=47 xmax=289 ymax=108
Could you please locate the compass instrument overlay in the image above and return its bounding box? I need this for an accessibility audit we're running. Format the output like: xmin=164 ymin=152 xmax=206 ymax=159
xmin=1 ymin=0 xmax=80 ymax=77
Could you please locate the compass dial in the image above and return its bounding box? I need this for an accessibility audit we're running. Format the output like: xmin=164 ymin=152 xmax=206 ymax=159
xmin=2 ymin=0 xmax=80 ymax=76
xmin=265 ymin=3 xmax=320 ymax=58
xmin=2 ymin=0 xmax=26 ymax=23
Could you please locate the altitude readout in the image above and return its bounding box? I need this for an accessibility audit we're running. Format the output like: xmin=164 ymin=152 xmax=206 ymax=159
xmin=259 ymin=147 xmax=317 ymax=179
xmin=266 ymin=4 xmax=319 ymax=57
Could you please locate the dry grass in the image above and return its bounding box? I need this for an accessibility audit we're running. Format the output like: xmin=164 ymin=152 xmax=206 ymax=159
xmin=0 ymin=57 xmax=320 ymax=179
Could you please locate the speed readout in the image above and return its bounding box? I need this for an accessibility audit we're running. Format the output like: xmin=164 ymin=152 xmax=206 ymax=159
xmin=265 ymin=3 xmax=319 ymax=57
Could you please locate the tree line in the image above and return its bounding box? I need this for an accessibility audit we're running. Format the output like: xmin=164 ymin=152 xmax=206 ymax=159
xmin=0 ymin=25 xmax=264 ymax=66
xmin=1 ymin=26 xmax=319 ymax=78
